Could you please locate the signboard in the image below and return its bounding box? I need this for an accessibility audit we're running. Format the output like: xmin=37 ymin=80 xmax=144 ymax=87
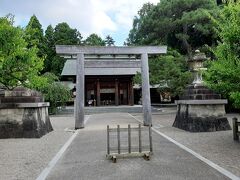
xmin=100 ymin=88 xmax=115 ymax=93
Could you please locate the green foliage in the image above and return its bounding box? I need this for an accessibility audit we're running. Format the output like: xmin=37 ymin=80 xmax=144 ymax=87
xmin=133 ymin=72 xmax=142 ymax=85
xmin=127 ymin=0 xmax=218 ymax=57
xmin=25 ymin=15 xmax=46 ymax=58
xmin=0 ymin=15 xmax=44 ymax=89
xmin=105 ymin=35 xmax=115 ymax=46
xmin=54 ymin=22 xmax=82 ymax=45
xmin=134 ymin=50 xmax=192 ymax=96
xmin=84 ymin=33 xmax=105 ymax=46
xmin=37 ymin=73 xmax=71 ymax=114
xmin=204 ymin=2 xmax=240 ymax=108
xmin=151 ymin=50 xmax=192 ymax=96
xmin=230 ymin=92 xmax=240 ymax=108
xmin=43 ymin=22 xmax=82 ymax=76
xmin=43 ymin=25 xmax=55 ymax=73
xmin=127 ymin=0 xmax=219 ymax=98
xmin=126 ymin=3 xmax=154 ymax=46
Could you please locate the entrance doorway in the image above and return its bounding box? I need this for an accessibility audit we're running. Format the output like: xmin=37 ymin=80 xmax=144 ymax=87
xmin=100 ymin=88 xmax=115 ymax=105
xmin=85 ymin=76 xmax=133 ymax=106
xmin=119 ymin=83 xmax=128 ymax=105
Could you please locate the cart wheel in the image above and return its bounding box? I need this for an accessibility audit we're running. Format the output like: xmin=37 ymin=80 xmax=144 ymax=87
xmin=143 ymin=153 xmax=150 ymax=161
xmin=112 ymin=156 xmax=117 ymax=163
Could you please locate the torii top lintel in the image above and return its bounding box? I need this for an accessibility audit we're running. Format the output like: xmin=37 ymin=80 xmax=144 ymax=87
xmin=56 ymin=45 xmax=167 ymax=55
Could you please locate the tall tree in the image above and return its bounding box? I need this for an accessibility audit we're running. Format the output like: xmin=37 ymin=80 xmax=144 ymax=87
xmin=49 ymin=22 xmax=82 ymax=76
xmin=25 ymin=15 xmax=45 ymax=58
xmin=126 ymin=3 xmax=154 ymax=46
xmin=204 ymin=2 xmax=240 ymax=108
xmin=105 ymin=35 xmax=115 ymax=46
xmin=54 ymin=22 xmax=82 ymax=45
xmin=84 ymin=33 xmax=105 ymax=46
xmin=45 ymin=25 xmax=55 ymax=48
xmin=0 ymin=16 xmax=44 ymax=89
xmin=127 ymin=0 xmax=219 ymax=58
xmin=43 ymin=25 xmax=55 ymax=73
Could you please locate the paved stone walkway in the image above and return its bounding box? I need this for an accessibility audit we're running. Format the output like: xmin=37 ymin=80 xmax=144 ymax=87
xmin=46 ymin=113 xmax=230 ymax=180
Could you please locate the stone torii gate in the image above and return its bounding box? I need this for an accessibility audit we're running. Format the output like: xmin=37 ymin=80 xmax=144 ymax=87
xmin=56 ymin=46 xmax=167 ymax=129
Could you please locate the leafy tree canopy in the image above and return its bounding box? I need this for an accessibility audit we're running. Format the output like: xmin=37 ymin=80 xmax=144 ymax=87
xmin=0 ymin=15 xmax=44 ymax=89
xmin=54 ymin=22 xmax=82 ymax=45
xmin=45 ymin=25 xmax=55 ymax=50
xmin=204 ymin=2 xmax=240 ymax=108
xmin=84 ymin=33 xmax=105 ymax=46
xmin=43 ymin=25 xmax=55 ymax=73
xmin=134 ymin=50 xmax=192 ymax=96
xmin=127 ymin=0 xmax=219 ymax=58
xmin=43 ymin=22 xmax=82 ymax=76
xmin=25 ymin=15 xmax=45 ymax=57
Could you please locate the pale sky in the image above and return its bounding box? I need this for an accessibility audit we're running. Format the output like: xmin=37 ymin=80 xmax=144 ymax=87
xmin=0 ymin=0 xmax=159 ymax=45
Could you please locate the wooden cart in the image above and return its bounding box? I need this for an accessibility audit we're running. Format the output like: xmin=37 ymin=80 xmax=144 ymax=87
xmin=106 ymin=124 xmax=153 ymax=163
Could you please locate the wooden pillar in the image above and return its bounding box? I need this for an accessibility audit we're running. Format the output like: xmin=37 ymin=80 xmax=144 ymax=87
xmin=97 ymin=79 xmax=100 ymax=106
xmin=115 ymin=79 xmax=119 ymax=106
xmin=233 ymin=117 xmax=239 ymax=141
xmin=128 ymin=81 xmax=134 ymax=106
xmin=128 ymin=82 xmax=131 ymax=105
xmin=75 ymin=53 xmax=85 ymax=129
xmin=141 ymin=53 xmax=152 ymax=126
xmin=130 ymin=79 xmax=134 ymax=106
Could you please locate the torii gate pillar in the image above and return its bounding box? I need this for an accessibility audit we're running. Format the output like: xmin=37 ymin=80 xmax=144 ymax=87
xmin=75 ymin=53 xmax=85 ymax=129
xmin=141 ymin=53 xmax=152 ymax=126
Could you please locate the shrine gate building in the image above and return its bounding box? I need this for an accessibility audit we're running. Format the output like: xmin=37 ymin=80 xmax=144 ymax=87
xmin=61 ymin=54 xmax=141 ymax=106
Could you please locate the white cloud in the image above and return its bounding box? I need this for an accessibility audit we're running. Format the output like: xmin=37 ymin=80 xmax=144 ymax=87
xmin=0 ymin=0 xmax=159 ymax=44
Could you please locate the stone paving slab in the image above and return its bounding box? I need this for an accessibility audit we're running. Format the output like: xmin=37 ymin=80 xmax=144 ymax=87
xmin=46 ymin=113 xmax=229 ymax=180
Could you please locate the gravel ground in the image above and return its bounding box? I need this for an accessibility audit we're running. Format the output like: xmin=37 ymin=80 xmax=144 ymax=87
xmin=133 ymin=109 xmax=240 ymax=177
xmin=0 ymin=115 xmax=75 ymax=180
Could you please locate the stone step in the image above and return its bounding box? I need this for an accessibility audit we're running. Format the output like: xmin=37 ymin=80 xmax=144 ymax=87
xmin=57 ymin=105 xmax=159 ymax=115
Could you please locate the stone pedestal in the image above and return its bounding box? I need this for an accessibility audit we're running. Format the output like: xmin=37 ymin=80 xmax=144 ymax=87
xmin=173 ymin=100 xmax=231 ymax=132
xmin=0 ymin=87 xmax=53 ymax=138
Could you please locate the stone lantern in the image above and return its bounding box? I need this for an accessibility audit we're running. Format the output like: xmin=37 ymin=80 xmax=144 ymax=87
xmin=188 ymin=50 xmax=207 ymax=86
xmin=173 ymin=51 xmax=231 ymax=132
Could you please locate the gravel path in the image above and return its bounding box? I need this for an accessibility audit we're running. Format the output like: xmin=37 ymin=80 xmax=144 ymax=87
xmin=133 ymin=110 xmax=240 ymax=177
xmin=0 ymin=115 xmax=75 ymax=180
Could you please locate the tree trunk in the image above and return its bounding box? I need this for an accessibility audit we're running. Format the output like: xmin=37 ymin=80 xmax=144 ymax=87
xmin=182 ymin=24 xmax=193 ymax=60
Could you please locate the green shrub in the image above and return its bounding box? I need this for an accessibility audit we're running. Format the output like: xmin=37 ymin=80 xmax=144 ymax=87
xmin=37 ymin=73 xmax=71 ymax=114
